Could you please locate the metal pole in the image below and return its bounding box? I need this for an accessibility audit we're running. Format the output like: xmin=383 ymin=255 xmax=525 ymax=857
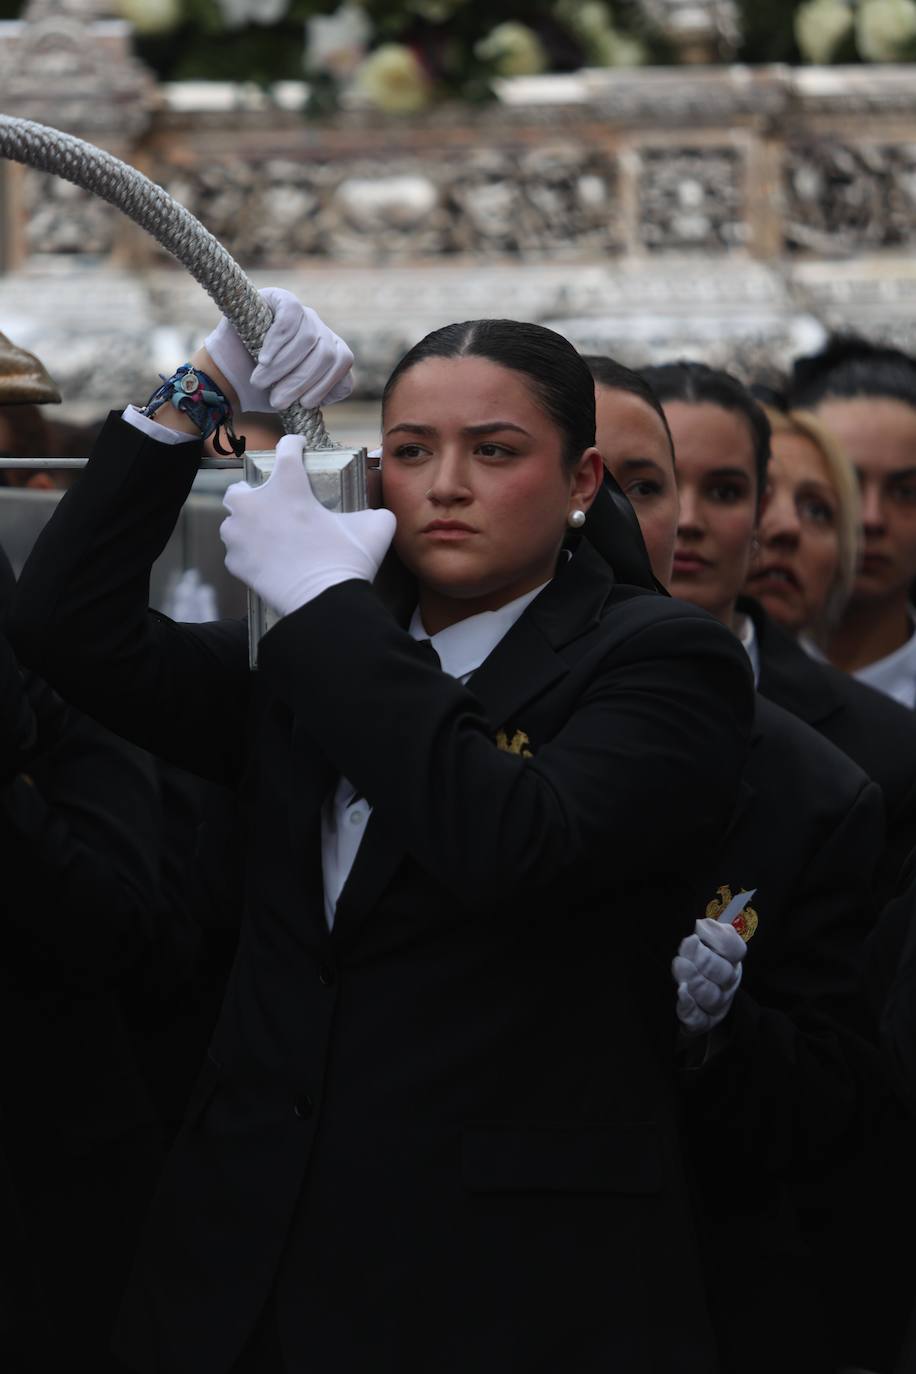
xmin=0 ymin=457 xmax=244 ymax=469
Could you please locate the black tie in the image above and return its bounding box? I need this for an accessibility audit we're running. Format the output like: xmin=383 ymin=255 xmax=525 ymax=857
xmin=345 ymin=637 xmax=440 ymax=808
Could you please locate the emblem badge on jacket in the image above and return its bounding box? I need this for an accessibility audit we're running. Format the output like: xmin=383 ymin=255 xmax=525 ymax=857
xmin=495 ymin=729 xmax=533 ymax=758
xmin=705 ymin=885 xmax=759 ymax=942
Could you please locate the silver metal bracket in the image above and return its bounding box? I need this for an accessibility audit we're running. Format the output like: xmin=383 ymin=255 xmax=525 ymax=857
xmin=242 ymin=446 xmax=368 ymax=667
xmin=1 ymin=447 xmax=370 ymax=670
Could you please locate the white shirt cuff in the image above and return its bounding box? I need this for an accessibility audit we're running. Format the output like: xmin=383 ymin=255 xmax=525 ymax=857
xmin=122 ymin=404 xmax=198 ymax=446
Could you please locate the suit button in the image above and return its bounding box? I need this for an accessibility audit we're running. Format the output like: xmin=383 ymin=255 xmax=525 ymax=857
xmin=294 ymin=1095 xmax=314 ymax=1120
xmin=318 ymin=962 xmax=335 ymax=987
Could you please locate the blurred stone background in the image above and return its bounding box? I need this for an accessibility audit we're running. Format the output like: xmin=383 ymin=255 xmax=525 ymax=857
xmin=3 ymin=0 xmax=916 ymax=453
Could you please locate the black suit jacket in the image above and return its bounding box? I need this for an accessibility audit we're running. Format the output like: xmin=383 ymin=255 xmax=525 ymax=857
xmin=0 ymin=564 xmax=166 ymax=1367
xmin=683 ymin=694 xmax=892 ymax=1372
xmin=867 ymin=853 xmax=916 ymax=1374
xmin=742 ymin=596 xmax=916 ymax=902
xmin=11 ymin=414 xmax=755 ymax=1374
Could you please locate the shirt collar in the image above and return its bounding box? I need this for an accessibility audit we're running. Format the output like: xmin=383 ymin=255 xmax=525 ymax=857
xmin=851 ymin=606 xmax=916 ymax=709
xmin=803 ymin=607 xmax=916 ymax=710
xmin=408 ymin=581 xmax=550 ymax=681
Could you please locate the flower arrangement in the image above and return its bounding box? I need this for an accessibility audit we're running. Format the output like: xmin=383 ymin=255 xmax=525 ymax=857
xmin=104 ymin=0 xmax=654 ymax=103
xmin=1 ymin=2 xmax=912 ymax=106
xmin=792 ymin=0 xmax=916 ymax=62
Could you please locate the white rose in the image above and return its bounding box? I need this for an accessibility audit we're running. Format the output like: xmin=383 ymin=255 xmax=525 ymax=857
xmin=794 ymin=0 xmax=853 ymax=63
xmin=116 ymin=0 xmax=181 ymax=35
xmin=587 ymin=28 xmax=646 ymax=66
xmin=474 ymin=22 xmax=548 ymax=77
xmin=354 ymin=43 xmax=432 ymax=114
xmin=306 ymin=3 xmax=371 ymax=78
xmin=856 ymin=0 xmax=916 ymax=61
xmin=574 ymin=2 xmax=615 ymax=41
xmin=607 ymin=33 xmax=647 ymax=67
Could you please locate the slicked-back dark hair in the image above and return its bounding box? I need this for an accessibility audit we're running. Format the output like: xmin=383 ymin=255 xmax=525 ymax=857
xmin=639 ymin=360 xmax=772 ymax=500
xmin=382 ymin=319 xmax=595 ymax=470
xmin=788 ymin=333 xmax=916 ymax=413
xmin=581 ymin=354 xmax=675 ymax=461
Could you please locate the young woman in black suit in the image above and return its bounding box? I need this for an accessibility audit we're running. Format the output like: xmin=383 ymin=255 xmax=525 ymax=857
xmin=587 ymin=355 xmax=907 ymax=1371
xmin=10 ymin=299 xmax=754 ymax=1374
xmin=787 ymin=336 xmax=916 ymax=706
xmin=640 ymin=360 xmax=916 ymax=903
xmin=602 ymin=357 xmax=912 ymax=1372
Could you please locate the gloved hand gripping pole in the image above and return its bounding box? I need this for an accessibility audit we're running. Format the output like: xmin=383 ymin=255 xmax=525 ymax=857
xmin=0 ymin=114 xmax=331 ymax=449
xmin=0 ymin=117 xmax=368 ymax=665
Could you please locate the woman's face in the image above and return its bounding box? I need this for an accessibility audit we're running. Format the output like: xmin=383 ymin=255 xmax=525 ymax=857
xmin=381 ymin=356 xmax=602 ymax=626
xmin=594 ymin=385 xmax=679 ymax=585
xmin=745 ymin=430 xmax=841 ymax=636
xmin=813 ymin=396 xmax=916 ymax=609
xmin=663 ymin=401 xmax=759 ymax=627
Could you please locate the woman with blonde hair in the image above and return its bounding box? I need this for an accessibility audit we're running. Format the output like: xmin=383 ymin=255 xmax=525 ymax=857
xmin=745 ymin=405 xmax=860 ymax=648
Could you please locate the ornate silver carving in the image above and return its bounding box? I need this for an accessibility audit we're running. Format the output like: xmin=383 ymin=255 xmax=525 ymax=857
xmin=0 ymin=1 xmax=154 ymax=137
xmin=152 ymin=146 xmax=621 ymax=264
xmin=639 ymin=147 xmax=745 ymax=251
xmin=785 ymin=141 xmax=916 ymax=254
xmin=23 ymin=169 xmax=118 ymax=257
xmin=8 ymin=255 xmax=916 ymax=419
xmin=7 ymin=1 xmax=916 ymax=415
xmin=582 ymin=65 xmax=787 ymax=125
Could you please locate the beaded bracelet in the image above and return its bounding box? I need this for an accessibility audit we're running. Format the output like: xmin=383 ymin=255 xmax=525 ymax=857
xmin=140 ymin=364 xmax=246 ymax=457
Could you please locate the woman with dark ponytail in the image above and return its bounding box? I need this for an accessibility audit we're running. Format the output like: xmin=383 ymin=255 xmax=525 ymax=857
xmin=11 ymin=299 xmax=753 ymax=1374
xmin=634 ymin=355 xmax=916 ymax=1372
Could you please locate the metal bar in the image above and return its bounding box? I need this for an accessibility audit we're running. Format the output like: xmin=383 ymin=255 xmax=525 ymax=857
xmin=0 ymin=456 xmax=244 ymax=469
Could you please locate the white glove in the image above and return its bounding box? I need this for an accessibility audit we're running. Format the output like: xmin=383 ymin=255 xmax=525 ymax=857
xmin=204 ymin=286 xmax=354 ymax=413
xmin=220 ymin=434 xmax=396 ymax=618
xmin=672 ymin=917 xmax=747 ymax=1036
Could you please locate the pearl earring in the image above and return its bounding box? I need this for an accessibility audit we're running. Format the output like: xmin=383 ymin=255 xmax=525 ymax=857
xmin=568 ymin=509 xmax=586 ymax=529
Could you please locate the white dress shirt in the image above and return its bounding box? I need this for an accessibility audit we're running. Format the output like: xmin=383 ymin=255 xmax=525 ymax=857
xmin=320 ymin=584 xmax=548 ymax=927
xmin=122 ymin=404 xmax=196 ymax=445
xmin=846 ymin=611 xmax=916 ymax=710
xmin=803 ymin=606 xmax=916 ymax=710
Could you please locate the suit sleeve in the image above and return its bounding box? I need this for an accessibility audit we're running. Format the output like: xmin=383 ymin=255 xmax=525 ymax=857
xmin=8 ymin=412 xmax=251 ymax=785
xmin=257 ymin=578 xmax=754 ymax=908
xmin=868 ymin=846 xmax=916 ymax=1101
xmin=880 ymin=778 xmax=916 ymax=908
xmin=0 ymin=669 xmax=164 ymax=984
xmin=683 ymin=779 xmax=895 ymax=1172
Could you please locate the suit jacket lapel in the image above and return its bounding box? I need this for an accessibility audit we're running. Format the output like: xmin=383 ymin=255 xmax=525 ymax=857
xmin=741 ymin=596 xmax=844 ymax=728
xmin=287 ymin=718 xmax=337 ymax=929
xmin=467 ymin=541 xmax=617 ymax=723
xmin=332 ymin=543 xmax=618 ymax=945
xmin=719 ymin=697 xmax=764 ymax=847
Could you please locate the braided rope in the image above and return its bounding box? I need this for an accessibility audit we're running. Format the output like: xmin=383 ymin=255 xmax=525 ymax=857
xmin=0 ymin=114 xmax=332 ymax=449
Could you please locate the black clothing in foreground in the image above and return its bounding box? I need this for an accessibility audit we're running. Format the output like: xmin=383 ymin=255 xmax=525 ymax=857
xmin=683 ymin=694 xmax=898 ymax=1373
xmin=11 ymin=412 xmax=754 ymax=1374
xmin=740 ymin=599 xmax=916 ymax=1371
xmin=0 ymin=627 xmax=165 ymax=1369
xmin=742 ymin=596 xmax=916 ymax=903
xmin=869 ymin=850 xmax=916 ymax=1374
